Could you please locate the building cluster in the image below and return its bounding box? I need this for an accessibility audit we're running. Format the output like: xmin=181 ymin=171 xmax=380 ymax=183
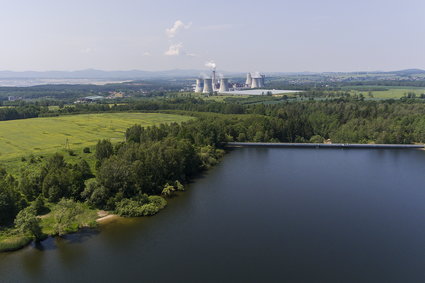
xmin=194 ymin=71 xmax=266 ymax=94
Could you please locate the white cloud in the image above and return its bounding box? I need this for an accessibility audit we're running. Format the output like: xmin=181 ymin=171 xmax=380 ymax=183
xmin=166 ymin=20 xmax=192 ymax=38
xmin=164 ymin=43 xmax=184 ymax=56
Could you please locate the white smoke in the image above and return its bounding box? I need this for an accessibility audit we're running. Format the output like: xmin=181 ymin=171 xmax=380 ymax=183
xmin=166 ymin=20 xmax=192 ymax=38
xmin=205 ymin=60 xmax=216 ymax=70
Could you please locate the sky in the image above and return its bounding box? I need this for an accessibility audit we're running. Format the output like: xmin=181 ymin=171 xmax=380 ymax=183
xmin=0 ymin=0 xmax=424 ymax=72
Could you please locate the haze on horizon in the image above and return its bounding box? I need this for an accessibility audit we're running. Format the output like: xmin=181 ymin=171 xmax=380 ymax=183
xmin=1 ymin=0 xmax=424 ymax=73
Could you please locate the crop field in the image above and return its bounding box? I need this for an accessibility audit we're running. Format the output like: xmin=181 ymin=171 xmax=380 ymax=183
xmin=343 ymin=86 xmax=425 ymax=99
xmin=0 ymin=113 xmax=193 ymax=162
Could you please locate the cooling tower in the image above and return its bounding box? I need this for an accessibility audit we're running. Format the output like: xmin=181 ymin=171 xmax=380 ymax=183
xmin=260 ymin=74 xmax=266 ymax=88
xmin=245 ymin=73 xmax=252 ymax=86
xmin=195 ymin=78 xmax=203 ymax=93
xmin=203 ymin=78 xmax=213 ymax=93
xmin=219 ymin=78 xmax=229 ymax=92
xmin=251 ymin=78 xmax=261 ymax=88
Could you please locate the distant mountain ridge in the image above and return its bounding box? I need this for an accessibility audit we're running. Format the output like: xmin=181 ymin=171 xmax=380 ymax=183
xmin=0 ymin=68 xmax=424 ymax=79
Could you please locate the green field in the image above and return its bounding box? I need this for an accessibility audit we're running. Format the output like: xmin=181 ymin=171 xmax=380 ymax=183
xmin=343 ymin=86 xmax=425 ymax=99
xmin=0 ymin=113 xmax=193 ymax=161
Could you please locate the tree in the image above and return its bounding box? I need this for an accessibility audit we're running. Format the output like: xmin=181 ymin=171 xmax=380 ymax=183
xmin=53 ymin=199 xmax=82 ymax=236
xmin=0 ymin=171 xmax=23 ymax=226
xmin=175 ymin=180 xmax=185 ymax=191
xmin=161 ymin=184 xmax=175 ymax=197
xmin=125 ymin=124 xmax=142 ymax=143
xmin=95 ymin=139 xmax=113 ymax=162
xmin=14 ymin=207 xmax=43 ymax=241
xmin=32 ymin=196 xmax=47 ymax=215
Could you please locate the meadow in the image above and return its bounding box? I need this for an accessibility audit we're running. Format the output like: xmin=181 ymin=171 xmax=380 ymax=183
xmin=0 ymin=112 xmax=193 ymax=162
xmin=344 ymin=86 xmax=425 ymax=99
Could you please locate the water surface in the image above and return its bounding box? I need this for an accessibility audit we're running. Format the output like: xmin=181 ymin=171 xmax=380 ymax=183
xmin=1 ymin=148 xmax=425 ymax=282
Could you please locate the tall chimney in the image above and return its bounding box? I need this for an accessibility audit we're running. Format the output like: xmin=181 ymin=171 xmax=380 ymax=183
xmin=212 ymin=70 xmax=217 ymax=91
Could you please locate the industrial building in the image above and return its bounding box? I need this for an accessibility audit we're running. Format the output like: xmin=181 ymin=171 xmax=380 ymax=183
xmin=194 ymin=70 xmax=266 ymax=94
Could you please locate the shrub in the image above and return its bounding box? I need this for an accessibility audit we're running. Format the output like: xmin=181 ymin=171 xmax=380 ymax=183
xmin=115 ymin=196 xmax=167 ymax=217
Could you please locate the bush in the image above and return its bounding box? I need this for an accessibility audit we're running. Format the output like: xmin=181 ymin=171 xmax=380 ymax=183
xmin=115 ymin=196 xmax=167 ymax=217
xmin=83 ymin=147 xmax=91 ymax=154
xmin=67 ymin=150 xmax=76 ymax=156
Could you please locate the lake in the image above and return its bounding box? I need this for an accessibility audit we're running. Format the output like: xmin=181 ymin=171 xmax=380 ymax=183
xmin=1 ymin=148 xmax=425 ymax=282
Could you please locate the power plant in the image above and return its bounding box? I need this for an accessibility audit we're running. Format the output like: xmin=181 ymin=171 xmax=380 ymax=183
xmin=202 ymin=78 xmax=213 ymax=94
xmin=195 ymin=78 xmax=203 ymax=93
xmin=194 ymin=69 xmax=266 ymax=94
xmin=219 ymin=78 xmax=229 ymax=92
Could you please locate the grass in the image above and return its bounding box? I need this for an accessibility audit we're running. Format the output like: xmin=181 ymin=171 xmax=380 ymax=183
xmin=0 ymin=229 xmax=32 ymax=252
xmin=0 ymin=112 xmax=193 ymax=164
xmin=342 ymin=86 xmax=425 ymax=99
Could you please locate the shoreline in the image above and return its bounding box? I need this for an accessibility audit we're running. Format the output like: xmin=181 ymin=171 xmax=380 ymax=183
xmin=96 ymin=213 xmax=120 ymax=224
xmin=0 ymin=210 xmax=120 ymax=253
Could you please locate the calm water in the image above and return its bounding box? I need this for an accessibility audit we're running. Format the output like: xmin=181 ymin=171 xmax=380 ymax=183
xmin=1 ymin=148 xmax=425 ymax=283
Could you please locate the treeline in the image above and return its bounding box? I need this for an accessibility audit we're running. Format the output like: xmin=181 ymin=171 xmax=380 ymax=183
xmin=3 ymin=97 xmax=425 ymax=144
xmin=0 ymin=105 xmax=45 ymax=121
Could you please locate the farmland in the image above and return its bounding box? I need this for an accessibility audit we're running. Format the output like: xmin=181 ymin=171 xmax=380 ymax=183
xmin=343 ymin=86 xmax=425 ymax=99
xmin=0 ymin=112 xmax=193 ymax=162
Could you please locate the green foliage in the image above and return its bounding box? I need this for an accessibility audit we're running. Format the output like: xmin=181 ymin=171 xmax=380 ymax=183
xmin=309 ymin=135 xmax=324 ymax=143
xmin=52 ymin=199 xmax=82 ymax=236
xmin=0 ymin=170 xmax=24 ymax=226
xmin=95 ymin=139 xmax=113 ymax=162
xmin=175 ymin=180 xmax=185 ymax=191
xmin=38 ymin=200 xmax=97 ymax=237
xmin=161 ymin=184 xmax=175 ymax=197
xmin=31 ymin=196 xmax=48 ymax=215
xmin=0 ymin=233 xmax=32 ymax=252
xmin=14 ymin=207 xmax=43 ymax=241
xmin=115 ymin=195 xmax=167 ymax=217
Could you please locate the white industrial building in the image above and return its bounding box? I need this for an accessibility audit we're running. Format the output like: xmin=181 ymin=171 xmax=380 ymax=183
xmin=194 ymin=71 xmax=266 ymax=94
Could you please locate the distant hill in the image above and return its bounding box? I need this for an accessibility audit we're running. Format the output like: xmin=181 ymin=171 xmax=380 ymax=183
xmin=0 ymin=69 xmax=241 ymax=79
xmin=0 ymin=68 xmax=424 ymax=79
xmin=389 ymin=69 xmax=425 ymax=76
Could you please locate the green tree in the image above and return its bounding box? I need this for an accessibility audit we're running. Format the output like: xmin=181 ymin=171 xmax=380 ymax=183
xmin=95 ymin=139 xmax=113 ymax=162
xmin=175 ymin=180 xmax=185 ymax=191
xmin=161 ymin=183 xmax=175 ymax=197
xmin=53 ymin=199 xmax=82 ymax=236
xmin=31 ymin=196 xmax=47 ymax=215
xmin=14 ymin=207 xmax=43 ymax=241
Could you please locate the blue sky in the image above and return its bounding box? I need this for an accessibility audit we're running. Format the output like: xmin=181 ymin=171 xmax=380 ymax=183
xmin=0 ymin=0 xmax=424 ymax=72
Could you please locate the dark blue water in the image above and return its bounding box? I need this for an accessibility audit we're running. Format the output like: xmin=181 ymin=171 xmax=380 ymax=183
xmin=1 ymin=148 xmax=425 ymax=282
